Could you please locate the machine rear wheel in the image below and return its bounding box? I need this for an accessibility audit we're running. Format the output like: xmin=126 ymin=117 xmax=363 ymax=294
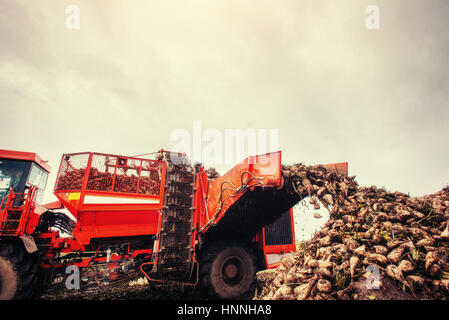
xmin=199 ymin=245 xmax=256 ymax=299
xmin=0 ymin=241 xmax=40 ymax=300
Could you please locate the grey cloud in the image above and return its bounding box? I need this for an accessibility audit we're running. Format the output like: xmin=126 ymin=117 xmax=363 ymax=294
xmin=0 ymin=0 xmax=448 ymax=203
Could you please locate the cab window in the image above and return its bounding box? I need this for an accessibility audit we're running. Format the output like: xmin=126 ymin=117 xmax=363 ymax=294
xmin=27 ymin=163 xmax=49 ymax=204
xmin=0 ymin=159 xmax=27 ymax=201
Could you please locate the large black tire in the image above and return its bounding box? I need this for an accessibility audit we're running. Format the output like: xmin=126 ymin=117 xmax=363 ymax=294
xmin=199 ymin=244 xmax=256 ymax=299
xmin=0 ymin=241 xmax=40 ymax=300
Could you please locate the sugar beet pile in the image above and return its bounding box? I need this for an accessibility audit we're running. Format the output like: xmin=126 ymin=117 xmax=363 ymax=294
xmin=257 ymin=164 xmax=449 ymax=300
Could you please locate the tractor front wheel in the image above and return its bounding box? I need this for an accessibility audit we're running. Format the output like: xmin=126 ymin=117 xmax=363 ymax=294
xmin=0 ymin=241 xmax=40 ymax=300
xmin=199 ymin=245 xmax=256 ymax=299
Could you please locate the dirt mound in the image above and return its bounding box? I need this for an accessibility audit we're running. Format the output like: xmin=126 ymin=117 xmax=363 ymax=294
xmin=256 ymin=164 xmax=449 ymax=300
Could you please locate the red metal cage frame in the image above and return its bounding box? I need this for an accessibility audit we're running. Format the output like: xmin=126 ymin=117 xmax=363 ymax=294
xmin=53 ymin=152 xmax=167 ymax=217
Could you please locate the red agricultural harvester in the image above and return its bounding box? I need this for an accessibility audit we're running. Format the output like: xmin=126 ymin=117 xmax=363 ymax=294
xmin=0 ymin=148 xmax=347 ymax=299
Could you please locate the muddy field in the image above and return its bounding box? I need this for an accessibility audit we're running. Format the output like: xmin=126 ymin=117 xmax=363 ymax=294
xmin=39 ymin=278 xmax=256 ymax=300
xmin=40 ymin=280 xmax=200 ymax=300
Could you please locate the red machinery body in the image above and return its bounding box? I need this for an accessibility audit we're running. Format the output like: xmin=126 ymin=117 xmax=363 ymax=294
xmin=38 ymin=151 xmax=298 ymax=274
xmin=203 ymin=152 xmax=283 ymax=232
xmin=53 ymin=152 xmax=166 ymax=245
xmin=0 ymin=149 xmax=51 ymax=172
xmin=0 ymin=148 xmax=348 ymax=298
xmin=0 ymin=149 xmax=50 ymax=237
xmin=0 ymin=187 xmax=38 ymax=236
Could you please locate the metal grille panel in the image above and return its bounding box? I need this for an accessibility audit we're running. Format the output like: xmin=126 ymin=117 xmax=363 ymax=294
xmin=265 ymin=209 xmax=293 ymax=246
xmin=55 ymin=154 xmax=89 ymax=191
xmin=152 ymin=153 xmax=196 ymax=282
xmin=55 ymin=152 xmax=164 ymax=197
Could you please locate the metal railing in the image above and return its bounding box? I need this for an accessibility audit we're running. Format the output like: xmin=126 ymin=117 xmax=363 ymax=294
xmin=0 ymin=187 xmax=36 ymax=236
xmin=55 ymin=152 xmax=165 ymax=197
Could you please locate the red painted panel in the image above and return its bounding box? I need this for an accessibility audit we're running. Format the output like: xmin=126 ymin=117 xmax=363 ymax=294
xmin=73 ymin=209 xmax=160 ymax=245
xmin=0 ymin=149 xmax=51 ymax=172
xmin=204 ymin=151 xmax=282 ymax=231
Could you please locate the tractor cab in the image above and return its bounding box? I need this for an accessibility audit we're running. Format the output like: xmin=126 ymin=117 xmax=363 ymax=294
xmin=0 ymin=149 xmax=50 ymax=206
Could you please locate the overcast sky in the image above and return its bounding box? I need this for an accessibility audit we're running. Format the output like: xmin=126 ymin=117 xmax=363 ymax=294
xmin=1 ymin=0 xmax=448 ymax=205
